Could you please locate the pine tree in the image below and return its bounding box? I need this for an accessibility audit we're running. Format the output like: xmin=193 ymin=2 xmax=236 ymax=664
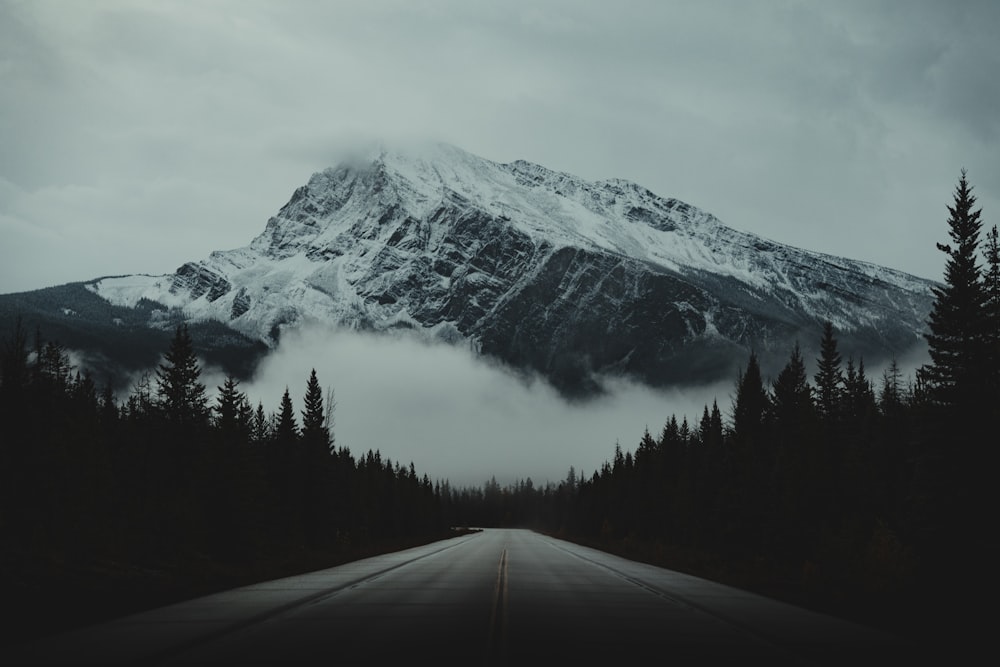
xmin=731 ymin=351 xmax=769 ymax=444
xmin=237 ymin=397 xmax=254 ymax=437
xmin=207 ymin=375 xmax=253 ymax=558
xmin=770 ymin=343 xmax=821 ymax=553
xmin=274 ymin=387 xmax=298 ymax=442
xmin=709 ymin=400 xmax=723 ymax=446
xmin=923 ymin=169 xmax=988 ymax=417
xmin=879 ymin=356 xmax=903 ymax=416
xmin=270 ymin=387 xmax=301 ymax=540
xmin=914 ymin=170 xmax=992 ymax=584
xmin=155 ymin=324 xmax=208 ymax=426
xmin=813 ymin=321 xmax=844 ymax=422
xmin=299 ymin=368 xmax=335 ymax=547
xmin=771 ymin=343 xmax=813 ymax=428
xmin=699 ymin=406 xmax=712 ymax=445
xmin=213 ymin=376 xmax=248 ymax=437
xmin=251 ymin=401 xmax=269 ymax=443
xmin=301 ymin=369 xmax=329 ymax=450
xmin=843 ymin=357 xmax=875 ymax=421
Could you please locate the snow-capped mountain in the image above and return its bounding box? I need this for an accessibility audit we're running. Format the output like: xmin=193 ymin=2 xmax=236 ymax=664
xmin=10 ymin=143 xmax=936 ymax=395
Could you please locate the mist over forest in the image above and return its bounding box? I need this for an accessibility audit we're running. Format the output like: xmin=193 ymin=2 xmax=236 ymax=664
xmin=197 ymin=325 xmax=930 ymax=489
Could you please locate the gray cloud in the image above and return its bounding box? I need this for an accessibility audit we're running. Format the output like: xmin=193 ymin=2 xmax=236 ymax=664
xmin=195 ymin=324 xmax=929 ymax=489
xmin=206 ymin=326 xmax=731 ymax=489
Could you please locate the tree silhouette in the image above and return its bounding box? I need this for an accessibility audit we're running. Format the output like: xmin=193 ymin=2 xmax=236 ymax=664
xmin=300 ymin=369 xmax=335 ymax=547
xmin=923 ymin=169 xmax=987 ymax=418
xmin=155 ymin=324 xmax=208 ymax=427
xmin=275 ymin=387 xmax=298 ymax=441
xmin=268 ymin=387 xmax=300 ymax=540
xmin=301 ymin=369 xmax=329 ymax=450
xmin=910 ymin=170 xmax=996 ymax=649
xmin=814 ymin=321 xmax=844 ymax=423
xmin=214 ymin=376 xmax=249 ymax=437
xmin=771 ymin=343 xmax=812 ymax=427
xmin=731 ymin=351 xmax=769 ymax=446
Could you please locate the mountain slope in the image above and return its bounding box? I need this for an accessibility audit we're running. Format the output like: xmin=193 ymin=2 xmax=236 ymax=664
xmin=5 ymin=143 xmax=935 ymax=395
xmin=0 ymin=282 xmax=268 ymax=389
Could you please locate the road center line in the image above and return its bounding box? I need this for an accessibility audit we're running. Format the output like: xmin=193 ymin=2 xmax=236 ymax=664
xmin=486 ymin=545 xmax=509 ymax=665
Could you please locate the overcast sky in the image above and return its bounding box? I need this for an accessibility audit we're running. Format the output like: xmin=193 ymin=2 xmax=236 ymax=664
xmin=2 ymin=0 xmax=999 ymax=295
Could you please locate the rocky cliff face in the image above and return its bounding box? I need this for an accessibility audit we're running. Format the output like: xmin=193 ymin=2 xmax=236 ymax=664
xmin=68 ymin=142 xmax=935 ymax=395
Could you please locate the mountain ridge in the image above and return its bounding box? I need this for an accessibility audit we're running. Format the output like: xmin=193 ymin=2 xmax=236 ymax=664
xmin=2 ymin=142 xmax=936 ymax=395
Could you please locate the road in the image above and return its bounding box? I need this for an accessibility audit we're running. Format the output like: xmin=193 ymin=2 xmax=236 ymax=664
xmin=6 ymin=528 xmax=913 ymax=665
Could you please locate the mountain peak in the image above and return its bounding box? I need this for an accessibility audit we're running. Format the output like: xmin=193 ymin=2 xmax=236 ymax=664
xmin=321 ymin=139 xmax=489 ymax=176
xmin=72 ymin=143 xmax=935 ymax=396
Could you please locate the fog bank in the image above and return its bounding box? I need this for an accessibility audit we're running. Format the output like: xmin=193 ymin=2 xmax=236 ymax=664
xmin=211 ymin=327 xmax=729 ymax=489
xmin=197 ymin=326 xmax=934 ymax=489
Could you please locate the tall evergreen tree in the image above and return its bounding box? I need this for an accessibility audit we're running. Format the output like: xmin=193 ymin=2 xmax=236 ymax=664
xmin=731 ymin=351 xmax=769 ymax=446
xmin=301 ymin=369 xmax=329 ymax=450
xmin=155 ymin=324 xmax=208 ymax=426
xmin=214 ymin=376 xmax=249 ymax=437
xmin=274 ymin=387 xmax=298 ymax=442
xmin=915 ymin=171 xmax=995 ymax=636
xmin=814 ymin=321 xmax=844 ymax=422
xmin=699 ymin=406 xmax=712 ymax=444
xmin=270 ymin=387 xmax=301 ymax=539
xmin=299 ymin=368 xmax=336 ymax=546
xmin=208 ymin=375 xmax=254 ymax=557
xmin=770 ymin=343 xmax=822 ymax=555
xmin=771 ymin=343 xmax=813 ymax=424
xmin=923 ymin=169 xmax=988 ymax=417
xmin=843 ymin=357 xmax=875 ymax=421
xmin=250 ymin=401 xmax=269 ymax=444
xmin=708 ymin=400 xmax=724 ymax=446
xmin=727 ymin=352 xmax=772 ymax=551
xmin=878 ymin=356 xmax=903 ymax=415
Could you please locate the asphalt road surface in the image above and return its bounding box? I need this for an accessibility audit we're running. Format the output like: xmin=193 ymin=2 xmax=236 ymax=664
xmin=6 ymin=528 xmax=915 ymax=665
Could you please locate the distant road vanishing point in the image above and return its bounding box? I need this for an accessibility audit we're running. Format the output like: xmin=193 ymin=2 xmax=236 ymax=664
xmin=6 ymin=529 xmax=913 ymax=665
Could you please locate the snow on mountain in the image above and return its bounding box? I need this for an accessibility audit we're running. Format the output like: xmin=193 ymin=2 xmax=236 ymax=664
xmin=85 ymin=142 xmax=935 ymax=394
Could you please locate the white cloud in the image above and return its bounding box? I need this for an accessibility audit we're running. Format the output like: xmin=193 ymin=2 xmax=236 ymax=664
xmin=226 ymin=326 xmax=731 ymax=489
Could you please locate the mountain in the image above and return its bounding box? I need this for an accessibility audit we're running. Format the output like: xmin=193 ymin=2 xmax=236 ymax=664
xmin=0 ymin=282 xmax=268 ymax=390
xmin=1 ymin=143 xmax=935 ymax=396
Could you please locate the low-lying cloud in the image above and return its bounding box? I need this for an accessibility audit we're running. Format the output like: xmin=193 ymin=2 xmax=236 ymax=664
xmin=199 ymin=324 xmax=934 ymax=490
xmin=213 ymin=326 xmax=731 ymax=489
